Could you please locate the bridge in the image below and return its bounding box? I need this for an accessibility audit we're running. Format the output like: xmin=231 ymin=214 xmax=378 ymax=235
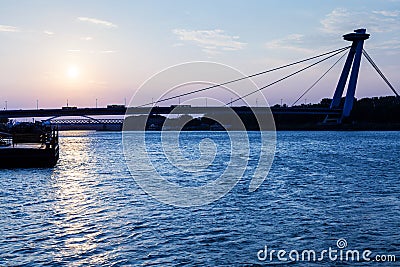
xmin=49 ymin=118 xmax=125 ymax=131
xmin=0 ymin=106 xmax=342 ymax=119
xmin=0 ymin=28 xmax=398 ymax=129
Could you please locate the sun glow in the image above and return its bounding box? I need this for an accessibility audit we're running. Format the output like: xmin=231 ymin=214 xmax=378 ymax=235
xmin=67 ymin=65 xmax=80 ymax=79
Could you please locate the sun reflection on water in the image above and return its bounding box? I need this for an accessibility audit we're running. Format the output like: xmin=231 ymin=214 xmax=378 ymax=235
xmin=50 ymin=132 xmax=111 ymax=265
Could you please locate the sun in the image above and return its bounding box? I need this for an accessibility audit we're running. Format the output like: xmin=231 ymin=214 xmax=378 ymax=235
xmin=67 ymin=65 xmax=79 ymax=79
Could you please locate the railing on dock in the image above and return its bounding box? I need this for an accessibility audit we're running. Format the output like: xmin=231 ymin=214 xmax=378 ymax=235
xmin=0 ymin=132 xmax=12 ymax=147
xmin=10 ymin=127 xmax=58 ymax=148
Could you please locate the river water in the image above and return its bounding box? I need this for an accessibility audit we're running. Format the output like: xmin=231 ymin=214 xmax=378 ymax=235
xmin=0 ymin=131 xmax=399 ymax=266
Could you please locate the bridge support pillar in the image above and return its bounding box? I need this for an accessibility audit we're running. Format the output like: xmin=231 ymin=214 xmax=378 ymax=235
xmin=327 ymin=29 xmax=370 ymax=123
xmin=330 ymin=43 xmax=358 ymax=109
xmin=342 ymin=35 xmax=365 ymax=117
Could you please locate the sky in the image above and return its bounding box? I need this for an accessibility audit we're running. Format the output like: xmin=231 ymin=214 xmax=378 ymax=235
xmin=0 ymin=0 xmax=399 ymax=109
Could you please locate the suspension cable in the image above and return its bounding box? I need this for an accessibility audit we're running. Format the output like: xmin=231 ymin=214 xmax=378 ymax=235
xmin=362 ymin=49 xmax=399 ymax=97
xmin=226 ymin=47 xmax=350 ymax=106
xmin=291 ymin=50 xmax=348 ymax=106
xmin=137 ymin=46 xmax=351 ymax=107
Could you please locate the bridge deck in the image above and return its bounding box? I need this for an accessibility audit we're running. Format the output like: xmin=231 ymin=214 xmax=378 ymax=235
xmin=0 ymin=106 xmax=342 ymax=119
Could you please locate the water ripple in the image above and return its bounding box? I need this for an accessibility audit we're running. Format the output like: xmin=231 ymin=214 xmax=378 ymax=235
xmin=0 ymin=131 xmax=399 ymax=266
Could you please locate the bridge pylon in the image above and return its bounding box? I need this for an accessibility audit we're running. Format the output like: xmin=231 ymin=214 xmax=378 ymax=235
xmin=325 ymin=28 xmax=370 ymax=123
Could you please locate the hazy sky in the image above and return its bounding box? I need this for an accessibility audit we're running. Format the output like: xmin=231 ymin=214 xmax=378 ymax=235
xmin=1 ymin=0 xmax=399 ymax=109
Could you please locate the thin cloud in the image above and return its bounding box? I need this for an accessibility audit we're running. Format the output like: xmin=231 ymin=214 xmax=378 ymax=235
xmin=99 ymin=50 xmax=116 ymax=53
xmin=379 ymin=39 xmax=400 ymax=50
xmin=72 ymin=49 xmax=116 ymax=54
xmin=81 ymin=36 xmax=93 ymax=41
xmin=0 ymin=25 xmax=20 ymax=32
xmin=78 ymin=17 xmax=117 ymax=28
xmin=373 ymin=10 xmax=400 ymax=17
xmin=369 ymin=39 xmax=400 ymax=54
xmin=44 ymin=31 xmax=54 ymax=35
xmin=320 ymin=8 xmax=355 ymax=34
xmin=265 ymin=34 xmax=314 ymax=54
xmin=320 ymin=8 xmax=400 ymax=34
xmin=320 ymin=8 xmax=400 ymax=52
xmin=172 ymin=29 xmax=246 ymax=55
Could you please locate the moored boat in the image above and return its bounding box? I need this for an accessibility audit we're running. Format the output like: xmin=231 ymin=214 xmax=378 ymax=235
xmin=0 ymin=127 xmax=59 ymax=168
